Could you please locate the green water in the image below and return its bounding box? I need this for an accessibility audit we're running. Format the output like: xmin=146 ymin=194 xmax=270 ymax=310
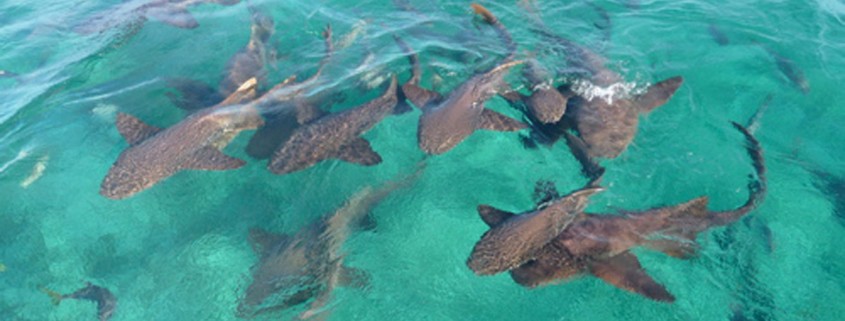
xmin=1 ymin=0 xmax=844 ymax=320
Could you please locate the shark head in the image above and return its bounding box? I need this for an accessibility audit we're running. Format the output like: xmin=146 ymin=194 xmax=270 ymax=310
xmin=100 ymin=162 xmax=154 ymax=200
xmin=467 ymin=185 xmax=604 ymax=275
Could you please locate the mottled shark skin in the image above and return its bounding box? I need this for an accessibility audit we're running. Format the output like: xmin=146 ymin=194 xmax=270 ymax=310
xmin=167 ymin=5 xmax=276 ymax=112
xmin=398 ymin=4 xmax=527 ymax=155
xmin=267 ymin=76 xmax=398 ymax=175
xmin=244 ymin=25 xmax=336 ymax=159
xmin=467 ymin=185 xmax=604 ymax=276
xmin=75 ymin=0 xmax=240 ymax=35
xmin=506 ymin=122 xmax=767 ymax=302
xmin=44 ymin=282 xmax=117 ymax=321
xmin=238 ymin=166 xmax=423 ymax=319
xmin=100 ymin=79 xmax=263 ymax=199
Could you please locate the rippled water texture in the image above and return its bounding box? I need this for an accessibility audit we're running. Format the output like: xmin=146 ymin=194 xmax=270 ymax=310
xmin=2 ymin=0 xmax=844 ymax=320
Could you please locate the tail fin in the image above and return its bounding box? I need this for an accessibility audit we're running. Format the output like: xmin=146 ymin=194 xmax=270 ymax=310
xmin=40 ymin=287 xmax=64 ymax=306
xmin=471 ymin=3 xmax=517 ymax=62
xmin=711 ymin=122 xmax=767 ymax=225
xmin=302 ymin=24 xmax=334 ymax=85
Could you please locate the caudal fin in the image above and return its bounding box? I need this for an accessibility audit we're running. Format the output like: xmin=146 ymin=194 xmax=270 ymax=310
xmin=40 ymin=287 xmax=64 ymax=306
xmin=711 ymin=122 xmax=767 ymax=226
xmin=471 ymin=3 xmax=517 ymax=62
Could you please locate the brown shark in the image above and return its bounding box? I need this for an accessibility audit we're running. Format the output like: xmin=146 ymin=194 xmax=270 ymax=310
xmin=238 ymin=165 xmax=424 ymax=319
xmin=99 ymin=79 xmax=263 ymax=199
xmin=75 ymin=0 xmax=240 ymax=35
xmin=398 ymin=4 xmax=526 ymax=155
xmin=167 ymin=5 xmax=277 ymax=112
xmin=244 ymin=25 xmax=336 ymax=159
xmin=266 ymin=75 xmax=398 ymax=175
xmin=42 ymin=282 xmax=117 ymax=321
xmin=494 ymin=122 xmax=767 ymax=302
xmin=467 ymin=184 xmax=604 ymax=276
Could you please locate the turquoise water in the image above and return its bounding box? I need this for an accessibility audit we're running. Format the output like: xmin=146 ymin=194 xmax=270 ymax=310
xmin=1 ymin=0 xmax=844 ymax=320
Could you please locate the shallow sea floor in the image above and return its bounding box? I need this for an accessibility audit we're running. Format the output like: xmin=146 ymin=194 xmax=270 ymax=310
xmin=1 ymin=0 xmax=844 ymax=320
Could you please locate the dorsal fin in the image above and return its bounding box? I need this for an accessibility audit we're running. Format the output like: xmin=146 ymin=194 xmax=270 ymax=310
xmin=674 ymin=196 xmax=710 ymax=217
xmin=219 ymin=78 xmax=258 ymax=106
xmin=116 ymin=113 xmax=161 ymax=145
xmin=477 ymin=205 xmax=516 ymax=227
xmin=248 ymin=227 xmax=289 ymax=258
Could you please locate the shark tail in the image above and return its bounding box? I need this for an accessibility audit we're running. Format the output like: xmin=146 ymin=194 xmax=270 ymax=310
xmin=302 ymin=24 xmax=334 ymax=85
xmin=710 ymin=122 xmax=767 ymax=226
xmin=471 ymin=3 xmax=517 ymax=61
xmin=40 ymin=287 xmax=64 ymax=306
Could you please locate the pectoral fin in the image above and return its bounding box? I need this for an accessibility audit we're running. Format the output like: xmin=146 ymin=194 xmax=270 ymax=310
xmin=562 ymin=131 xmax=605 ymax=181
xmin=335 ymin=138 xmax=382 ymax=166
xmin=248 ymin=227 xmax=290 ymax=258
xmin=479 ymin=108 xmax=527 ymax=131
xmin=181 ymin=147 xmax=245 ymax=170
xmin=116 ymin=113 xmax=162 ymax=145
xmin=146 ymin=6 xmax=199 ymax=29
xmin=477 ymin=205 xmax=515 ymax=227
xmin=635 ymin=76 xmax=683 ymax=113
xmin=401 ymin=83 xmax=441 ymax=109
xmin=588 ymin=252 xmax=675 ymax=302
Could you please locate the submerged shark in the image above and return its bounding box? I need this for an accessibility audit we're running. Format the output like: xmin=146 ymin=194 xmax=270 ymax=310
xmin=43 ymin=282 xmax=117 ymax=321
xmin=238 ymin=165 xmax=424 ymax=319
xmin=398 ymin=4 xmax=526 ymax=155
xmin=167 ymin=4 xmax=276 ymax=111
xmin=759 ymin=44 xmax=810 ymax=94
xmin=467 ymin=184 xmax=604 ymax=276
xmin=75 ymin=0 xmax=240 ymax=35
xmin=100 ymin=78 xmax=264 ymax=199
xmin=267 ymin=76 xmax=399 ymax=175
xmin=489 ymin=122 xmax=767 ymax=302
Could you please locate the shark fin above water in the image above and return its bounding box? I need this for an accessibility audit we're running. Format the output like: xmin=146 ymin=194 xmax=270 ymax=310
xmin=116 ymin=113 xmax=162 ymax=145
xmin=478 ymin=108 xmax=527 ymax=131
xmin=334 ymin=137 xmax=382 ymax=166
xmin=634 ymin=76 xmax=684 ymax=113
xmin=145 ymin=6 xmax=199 ymax=29
xmin=477 ymin=205 xmax=516 ymax=227
xmin=588 ymin=252 xmax=676 ymax=302
xmin=179 ymin=146 xmax=245 ymax=171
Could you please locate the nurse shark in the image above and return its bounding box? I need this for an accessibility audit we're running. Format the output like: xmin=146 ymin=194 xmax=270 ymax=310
xmin=398 ymin=4 xmax=526 ymax=155
xmin=481 ymin=122 xmax=766 ymax=302
xmin=238 ymin=165 xmax=424 ymax=319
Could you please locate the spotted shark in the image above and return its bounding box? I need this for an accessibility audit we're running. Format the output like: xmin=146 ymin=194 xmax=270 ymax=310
xmin=397 ymin=4 xmax=526 ymax=155
xmin=238 ymin=165 xmax=424 ymax=319
xmin=467 ymin=183 xmax=604 ymax=276
xmin=483 ymin=122 xmax=766 ymax=302
xmin=43 ymin=282 xmax=117 ymax=321
xmin=267 ymin=75 xmax=398 ymax=174
xmin=100 ymin=78 xmax=264 ymax=199
xmin=167 ymin=4 xmax=276 ymax=112
xmin=75 ymin=0 xmax=240 ymax=35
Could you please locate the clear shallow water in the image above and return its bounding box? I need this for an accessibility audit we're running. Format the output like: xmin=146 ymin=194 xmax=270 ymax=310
xmin=1 ymin=0 xmax=843 ymax=320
